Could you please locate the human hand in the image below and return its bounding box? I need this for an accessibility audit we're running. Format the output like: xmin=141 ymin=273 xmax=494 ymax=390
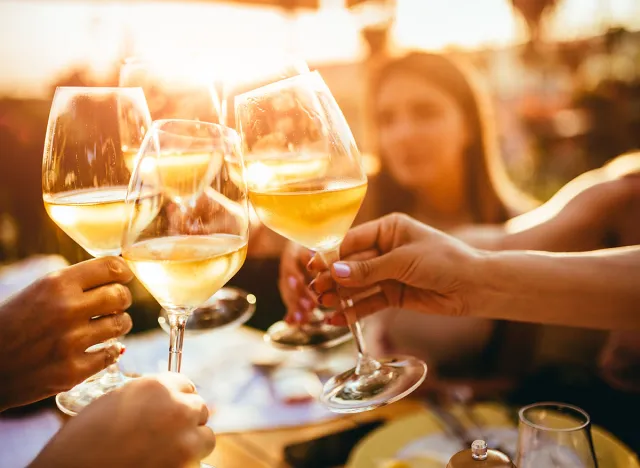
xmin=0 ymin=256 xmax=133 ymax=411
xmin=307 ymin=213 xmax=481 ymax=325
xmin=31 ymin=373 xmax=215 ymax=468
xmin=277 ymin=241 xmax=315 ymax=323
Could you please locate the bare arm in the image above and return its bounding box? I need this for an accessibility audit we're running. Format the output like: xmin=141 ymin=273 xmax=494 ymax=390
xmin=455 ymin=153 xmax=640 ymax=252
xmin=474 ymin=246 xmax=640 ymax=330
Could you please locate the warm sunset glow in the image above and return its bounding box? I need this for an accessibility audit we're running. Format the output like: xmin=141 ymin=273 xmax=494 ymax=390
xmin=0 ymin=0 xmax=639 ymax=97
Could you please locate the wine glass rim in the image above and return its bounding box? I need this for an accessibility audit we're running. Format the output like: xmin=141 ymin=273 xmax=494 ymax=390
xmin=518 ymin=402 xmax=591 ymax=432
xmin=55 ymin=86 xmax=143 ymax=92
xmin=151 ymin=118 xmax=238 ymax=137
xmin=234 ymin=70 xmax=323 ymax=105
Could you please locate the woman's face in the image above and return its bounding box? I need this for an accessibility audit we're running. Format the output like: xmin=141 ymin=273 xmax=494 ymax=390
xmin=376 ymin=70 xmax=470 ymax=191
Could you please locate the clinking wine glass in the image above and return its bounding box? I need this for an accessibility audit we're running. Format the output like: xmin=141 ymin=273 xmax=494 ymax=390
xmin=120 ymin=57 xmax=255 ymax=334
xmin=235 ymin=71 xmax=427 ymax=412
xmin=42 ymin=86 xmax=152 ymax=416
xmin=121 ymin=119 xmax=249 ymax=377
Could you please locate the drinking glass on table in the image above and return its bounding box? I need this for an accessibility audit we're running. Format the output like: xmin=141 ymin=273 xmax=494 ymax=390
xmin=42 ymin=86 xmax=152 ymax=415
xmin=120 ymin=57 xmax=257 ymax=334
xmin=121 ymin=119 xmax=249 ymax=374
xmin=516 ymin=402 xmax=598 ymax=468
xmin=235 ymin=71 xmax=427 ymax=413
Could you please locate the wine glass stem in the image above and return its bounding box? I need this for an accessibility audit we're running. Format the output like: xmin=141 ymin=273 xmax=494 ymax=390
xmin=319 ymin=248 xmax=380 ymax=376
xmin=99 ymin=338 xmax=125 ymax=384
xmin=168 ymin=313 xmax=188 ymax=373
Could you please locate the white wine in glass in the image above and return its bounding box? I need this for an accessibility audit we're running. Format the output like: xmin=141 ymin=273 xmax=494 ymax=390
xmin=122 ymin=119 xmax=249 ymax=374
xmin=236 ymin=72 xmax=427 ymax=412
xmin=42 ymin=87 xmax=153 ymax=416
xmin=120 ymin=57 xmax=256 ymax=334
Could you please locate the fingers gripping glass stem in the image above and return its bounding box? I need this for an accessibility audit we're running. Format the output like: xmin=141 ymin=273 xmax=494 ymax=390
xmin=318 ymin=248 xmax=380 ymax=376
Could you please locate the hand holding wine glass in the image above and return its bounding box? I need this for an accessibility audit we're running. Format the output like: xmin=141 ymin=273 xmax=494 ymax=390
xmin=42 ymin=87 xmax=152 ymax=415
xmin=0 ymin=257 xmax=133 ymax=412
xmin=235 ymin=71 xmax=427 ymax=412
xmin=31 ymin=373 xmax=215 ymax=468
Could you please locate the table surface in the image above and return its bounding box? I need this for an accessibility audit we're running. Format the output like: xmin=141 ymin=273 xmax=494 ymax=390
xmin=0 ymin=397 xmax=423 ymax=468
xmin=202 ymin=398 xmax=425 ymax=468
xmin=0 ymin=324 xmax=425 ymax=468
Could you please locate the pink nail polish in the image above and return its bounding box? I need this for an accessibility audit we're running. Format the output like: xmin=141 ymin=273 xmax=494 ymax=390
xmin=300 ymin=297 xmax=313 ymax=311
xmin=288 ymin=276 xmax=297 ymax=289
xmin=333 ymin=262 xmax=351 ymax=278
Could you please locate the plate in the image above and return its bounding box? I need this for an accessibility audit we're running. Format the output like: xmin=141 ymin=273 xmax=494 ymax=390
xmin=347 ymin=403 xmax=639 ymax=468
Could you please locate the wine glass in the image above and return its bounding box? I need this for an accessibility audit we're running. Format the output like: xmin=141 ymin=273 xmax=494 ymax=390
xmin=121 ymin=119 xmax=249 ymax=375
xmin=120 ymin=57 xmax=256 ymax=334
xmin=235 ymin=71 xmax=427 ymax=412
xmin=42 ymin=87 xmax=152 ymax=415
xmin=516 ymin=402 xmax=598 ymax=468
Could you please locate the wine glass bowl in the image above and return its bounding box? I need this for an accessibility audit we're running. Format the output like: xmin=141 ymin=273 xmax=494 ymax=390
xmin=516 ymin=402 xmax=598 ymax=468
xmin=235 ymin=71 xmax=427 ymax=412
xmin=42 ymin=86 xmax=152 ymax=416
xmin=121 ymin=58 xmax=257 ymax=335
xmin=122 ymin=119 xmax=249 ymax=373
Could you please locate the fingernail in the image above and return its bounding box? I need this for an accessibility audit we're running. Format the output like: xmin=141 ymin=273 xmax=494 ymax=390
xmin=333 ymin=262 xmax=351 ymax=278
xmin=288 ymin=276 xmax=297 ymax=289
xmin=300 ymin=297 xmax=313 ymax=311
xmin=293 ymin=310 xmax=304 ymax=323
xmin=119 ymin=345 xmax=127 ymax=356
xmin=306 ymin=258 xmax=314 ymax=271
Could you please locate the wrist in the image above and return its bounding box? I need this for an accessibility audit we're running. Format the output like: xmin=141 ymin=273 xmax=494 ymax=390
xmin=464 ymin=248 xmax=504 ymax=319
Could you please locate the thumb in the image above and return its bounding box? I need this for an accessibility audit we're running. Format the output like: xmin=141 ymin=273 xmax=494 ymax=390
xmin=331 ymin=253 xmax=397 ymax=288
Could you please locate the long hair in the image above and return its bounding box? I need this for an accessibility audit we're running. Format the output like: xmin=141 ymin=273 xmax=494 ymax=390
xmin=367 ymin=51 xmax=535 ymax=224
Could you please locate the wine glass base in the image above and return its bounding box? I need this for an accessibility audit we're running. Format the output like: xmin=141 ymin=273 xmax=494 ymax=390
xmin=321 ymin=355 xmax=427 ymax=413
xmin=158 ymin=287 xmax=256 ymax=335
xmin=56 ymin=372 xmax=134 ymax=416
xmin=264 ymin=320 xmax=352 ymax=350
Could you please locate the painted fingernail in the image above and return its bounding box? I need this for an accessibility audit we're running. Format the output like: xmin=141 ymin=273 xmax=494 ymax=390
xmin=293 ymin=310 xmax=304 ymax=323
xmin=288 ymin=276 xmax=297 ymax=289
xmin=119 ymin=345 xmax=127 ymax=356
xmin=300 ymin=297 xmax=313 ymax=311
xmin=333 ymin=262 xmax=351 ymax=278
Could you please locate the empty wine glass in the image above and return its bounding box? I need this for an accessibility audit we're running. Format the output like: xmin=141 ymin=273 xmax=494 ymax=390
xmin=235 ymin=71 xmax=427 ymax=412
xmin=516 ymin=402 xmax=598 ymax=468
xmin=42 ymin=87 xmax=151 ymax=415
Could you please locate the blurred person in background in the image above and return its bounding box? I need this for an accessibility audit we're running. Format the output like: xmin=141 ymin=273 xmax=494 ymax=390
xmin=280 ymin=51 xmax=538 ymax=395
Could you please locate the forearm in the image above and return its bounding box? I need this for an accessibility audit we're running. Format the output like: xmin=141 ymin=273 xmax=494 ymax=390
xmin=471 ymin=246 xmax=640 ymax=330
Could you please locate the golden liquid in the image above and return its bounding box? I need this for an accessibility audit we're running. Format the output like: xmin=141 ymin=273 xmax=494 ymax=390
xmin=44 ymin=187 xmax=159 ymax=257
xmin=122 ymin=234 xmax=247 ymax=310
xmin=124 ymin=149 xmax=222 ymax=200
xmin=249 ymin=178 xmax=367 ymax=252
xmin=227 ymin=151 xmax=331 ymax=189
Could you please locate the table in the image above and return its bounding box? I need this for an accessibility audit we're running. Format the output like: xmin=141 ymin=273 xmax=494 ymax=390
xmin=202 ymin=398 xmax=425 ymax=467
xmin=0 ymin=398 xmax=423 ymax=468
